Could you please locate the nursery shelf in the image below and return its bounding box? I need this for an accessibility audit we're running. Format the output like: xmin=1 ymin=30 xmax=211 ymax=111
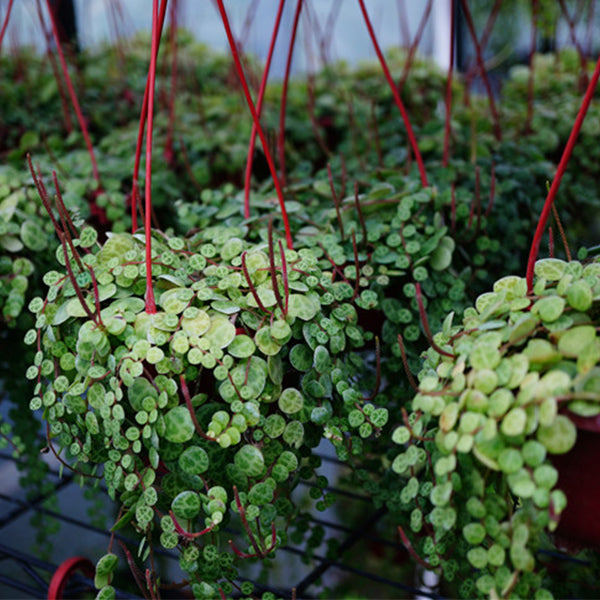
xmin=0 ymin=451 xmax=444 ymax=599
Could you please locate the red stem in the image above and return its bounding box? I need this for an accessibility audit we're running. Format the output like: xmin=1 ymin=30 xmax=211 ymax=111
xmin=45 ymin=0 xmax=100 ymax=184
xmin=277 ymin=0 xmax=303 ymax=187
xmin=459 ymin=0 xmax=502 ymax=141
xmin=442 ymin=0 xmax=455 ymax=167
xmin=357 ymin=0 xmax=429 ymax=188
xmin=216 ymin=0 xmax=293 ymax=249
xmin=244 ymin=0 xmax=286 ymax=219
xmin=131 ymin=0 xmax=169 ymax=232
xmin=398 ymin=0 xmax=433 ymax=93
xmin=0 ymin=0 xmax=14 ymax=54
xmin=526 ymin=52 xmax=600 ymax=293
xmin=143 ymin=0 xmax=164 ymax=314
xmin=48 ymin=557 xmax=95 ymax=600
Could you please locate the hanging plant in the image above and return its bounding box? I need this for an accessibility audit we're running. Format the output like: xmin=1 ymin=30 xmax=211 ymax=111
xmin=25 ymin=195 xmax=390 ymax=596
xmin=392 ymin=257 xmax=600 ymax=598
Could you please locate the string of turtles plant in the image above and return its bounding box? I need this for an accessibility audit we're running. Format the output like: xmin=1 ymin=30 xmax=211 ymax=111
xmin=390 ymin=49 xmax=600 ymax=600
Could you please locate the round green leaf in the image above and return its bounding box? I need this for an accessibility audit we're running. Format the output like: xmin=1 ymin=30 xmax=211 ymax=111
xmin=172 ymin=490 xmax=201 ymax=520
xmin=234 ymin=444 xmax=265 ymax=478
xmin=164 ymin=406 xmax=195 ymax=443
xmin=537 ymin=414 xmax=577 ymax=454
xmin=278 ymin=388 xmax=304 ymax=414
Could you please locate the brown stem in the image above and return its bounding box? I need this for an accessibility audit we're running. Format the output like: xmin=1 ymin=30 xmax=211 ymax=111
xmin=179 ymin=375 xmax=215 ymax=441
xmin=268 ymin=220 xmax=285 ymax=314
xmin=397 ymin=334 xmax=418 ymax=391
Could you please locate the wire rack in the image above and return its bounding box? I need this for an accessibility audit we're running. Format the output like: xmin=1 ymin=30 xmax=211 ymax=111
xmin=0 ymin=450 xmax=443 ymax=600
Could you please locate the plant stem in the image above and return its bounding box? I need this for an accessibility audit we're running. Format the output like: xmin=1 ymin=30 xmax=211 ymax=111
xmin=131 ymin=0 xmax=169 ymax=233
xmin=244 ymin=0 xmax=286 ymax=219
xmin=526 ymin=52 xmax=600 ymax=293
xmin=215 ymin=0 xmax=293 ymax=249
xmin=278 ymin=0 xmax=303 ymax=187
xmin=45 ymin=0 xmax=100 ymax=184
xmin=442 ymin=0 xmax=455 ymax=167
xmin=357 ymin=0 xmax=429 ymax=188
xmin=143 ymin=0 xmax=165 ymax=314
xmin=459 ymin=0 xmax=502 ymax=141
xmin=398 ymin=0 xmax=433 ymax=93
xmin=0 ymin=0 xmax=14 ymax=55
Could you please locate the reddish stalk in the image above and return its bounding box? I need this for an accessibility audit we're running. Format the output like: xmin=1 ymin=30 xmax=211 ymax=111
xmin=459 ymin=0 xmax=502 ymax=142
xmin=321 ymin=0 xmax=342 ymax=64
xmin=244 ymin=0 xmax=286 ymax=219
xmin=442 ymin=0 xmax=455 ymax=167
xmin=461 ymin=0 xmax=502 ymax=85
xmin=216 ymin=0 xmax=293 ymax=249
xmin=33 ymin=0 xmax=73 ymax=133
xmin=353 ymin=182 xmax=368 ymax=244
xmin=241 ymin=252 xmax=269 ymax=314
xmin=278 ymin=240 xmax=290 ymax=315
xmin=525 ymin=0 xmax=539 ymax=135
xmin=131 ymin=0 xmax=169 ymax=232
xmin=179 ymin=375 xmax=215 ymax=441
xmin=397 ymin=335 xmax=418 ymax=391
xmin=396 ymin=0 xmax=410 ymax=48
xmin=0 ymin=0 xmax=14 ymax=54
xmin=548 ymin=226 xmax=554 ymax=258
xmin=526 ymin=52 xmax=600 ymax=293
xmin=277 ymin=0 xmax=303 ymax=187
xmin=327 ymin=164 xmax=345 ymax=241
xmin=304 ymin=0 xmax=328 ymax=66
xmin=558 ymin=0 xmax=588 ymax=88
xmin=268 ymin=220 xmax=285 ymax=315
xmin=142 ymin=0 xmax=164 ymax=314
xmin=398 ymin=0 xmax=433 ymax=93
xmin=397 ymin=525 xmax=435 ymax=570
xmin=357 ymin=0 xmax=428 ymax=188
xmin=45 ymin=0 xmax=100 ymax=184
xmin=239 ymin=0 xmax=261 ymax=49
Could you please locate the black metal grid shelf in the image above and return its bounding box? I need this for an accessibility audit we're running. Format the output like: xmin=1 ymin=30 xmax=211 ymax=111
xmin=0 ymin=451 xmax=440 ymax=600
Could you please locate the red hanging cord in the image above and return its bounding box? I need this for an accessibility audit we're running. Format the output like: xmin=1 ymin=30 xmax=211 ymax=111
xmin=357 ymin=0 xmax=429 ymax=188
xmin=526 ymin=52 xmax=600 ymax=293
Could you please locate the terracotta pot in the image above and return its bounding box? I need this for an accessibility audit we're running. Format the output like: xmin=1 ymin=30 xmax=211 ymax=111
xmin=552 ymin=413 xmax=600 ymax=548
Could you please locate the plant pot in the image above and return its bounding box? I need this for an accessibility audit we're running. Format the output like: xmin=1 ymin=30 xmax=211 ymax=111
xmin=552 ymin=413 xmax=600 ymax=548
